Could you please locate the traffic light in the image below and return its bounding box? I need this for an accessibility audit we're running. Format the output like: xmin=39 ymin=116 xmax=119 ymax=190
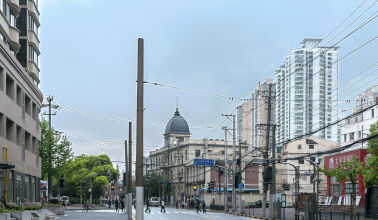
xmin=122 ymin=172 xmax=126 ymax=186
xmin=234 ymin=172 xmax=241 ymax=188
xmin=59 ymin=177 xmax=64 ymax=188
xmin=111 ymin=182 xmax=115 ymax=191
xmin=282 ymin=184 xmax=290 ymax=191
xmin=193 ymin=184 xmax=197 ymax=191
xmin=263 ymin=167 xmax=272 ymax=184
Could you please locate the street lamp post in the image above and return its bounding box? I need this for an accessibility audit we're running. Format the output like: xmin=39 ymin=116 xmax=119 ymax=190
xmin=307 ymin=159 xmax=320 ymax=219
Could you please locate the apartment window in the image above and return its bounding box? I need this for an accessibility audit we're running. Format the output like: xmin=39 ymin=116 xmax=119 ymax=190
xmin=29 ymin=15 xmax=38 ymax=35
xmin=6 ymin=75 xmax=14 ymax=100
xmin=185 ymin=150 xmax=188 ymax=160
xmin=349 ymin=132 xmax=354 ymax=141
xmin=297 ymin=144 xmax=302 ymax=150
xmin=310 ymin=157 xmax=316 ymax=162
xmin=8 ymin=171 xmax=13 ymax=202
xmin=372 ymin=109 xmax=375 ymax=118
xmin=195 ymin=150 xmax=201 ymax=158
xmin=358 ymin=131 xmax=362 ymax=139
xmin=16 ymin=86 xmax=22 ymax=106
xmin=6 ymin=118 xmax=15 ymax=142
xmin=221 ymin=150 xmax=225 ymax=155
xmin=25 ymin=95 xmax=31 ymax=116
xmin=25 ymin=175 xmax=30 ymax=202
xmin=10 ymin=12 xmax=16 ymax=27
xmin=309 ymin=144 xmax=314 ymax=149
xmin=298 ymin=159 xmax=304 ymax=164
xmin=28 ymin=45 xmax=39 ymax=66
xmin=345 ymin=182 xmax=359 ymax=194
xmin=344 ymin=134 xmax=347 ymax=142
xmin=31 ymin=177 xmax=36 ymax=202
xmin=0 ymin=67 xmax=3 ymax=91
xmin=16 ymin=175 xmax=22 ymax=205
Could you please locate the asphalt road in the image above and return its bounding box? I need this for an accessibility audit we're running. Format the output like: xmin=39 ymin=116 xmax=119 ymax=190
xmin=58 ymin=207 xmax=260 ymax=220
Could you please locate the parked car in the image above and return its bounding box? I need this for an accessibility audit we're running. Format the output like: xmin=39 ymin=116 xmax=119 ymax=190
xmin=61 ymin=196 xmax=70 ymax=206
xmin=150 ymin=197 xmax=160 ymax=206
xmin=250 ymin=200 xmax=269 ymax=208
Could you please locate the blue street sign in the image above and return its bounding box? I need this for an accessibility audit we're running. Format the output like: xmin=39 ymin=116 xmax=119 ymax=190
xmin=193 ymin=159 xmax=215 ymax=166
xmin=237 ymin=183 xmax=244 ymax=189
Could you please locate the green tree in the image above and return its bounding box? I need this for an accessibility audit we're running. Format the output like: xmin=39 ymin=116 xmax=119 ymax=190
xmin=39 ymin=120 xmax=73 ymax=198
xmin=60 ymin=154 xmax=117 ymax=204
xmin=321 ymin=156 xmax=366 ymax=220
xmin=144 ymin=173 xmax=161 ymax=197
xmin=363 ymin=121 xmax=378 ymax=187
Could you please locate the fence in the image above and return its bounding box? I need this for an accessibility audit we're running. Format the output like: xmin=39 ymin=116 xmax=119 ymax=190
xmin=309 ymin=211 xmax=378 ymax=220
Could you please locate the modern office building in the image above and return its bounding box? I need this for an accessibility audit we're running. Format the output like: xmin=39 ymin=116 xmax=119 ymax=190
xmin=275 ymin=38 xmax=339 ymax=143
xmin=236 ymin=102 xmax=251 ymax=146
xmin=0 ymin=0 xmax=42 ymax=206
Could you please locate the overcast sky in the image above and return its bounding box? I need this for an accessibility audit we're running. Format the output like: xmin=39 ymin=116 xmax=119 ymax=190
xmin=38 ymin=0 xmax=377 ymax=170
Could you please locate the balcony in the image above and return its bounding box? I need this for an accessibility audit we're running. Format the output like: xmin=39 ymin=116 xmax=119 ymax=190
xmin=28 ymin=30 xmax=40 ymax=49
xmin=9 ymin=0 xmax=21 ymax=15
xmin=28 ymin=0 xmax=40 ymax=25
xmin=27 ymin=60 xmax=40 ymax=81
xmin=9 ymin=26 xmax=20 ymax=52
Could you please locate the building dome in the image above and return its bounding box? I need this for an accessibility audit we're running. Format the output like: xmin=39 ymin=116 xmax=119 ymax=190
xmin=164 ymin=108 xmax=190 ymax=135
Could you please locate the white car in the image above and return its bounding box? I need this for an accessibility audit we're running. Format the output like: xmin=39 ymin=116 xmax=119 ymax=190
xmin=149 ymin=197 xmax=160 ymax=206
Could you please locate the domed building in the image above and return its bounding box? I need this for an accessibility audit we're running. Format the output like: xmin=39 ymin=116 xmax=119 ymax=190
xmin=149 ymin=107 xmax=254 ymax=207
xmin=164 ymin=108 xmax=191 ymax=146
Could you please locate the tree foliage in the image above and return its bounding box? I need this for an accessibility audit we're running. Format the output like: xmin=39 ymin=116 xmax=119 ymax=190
xmin=39 ymin=120 xmax=73 ymax=185
xmin=363 ymin=121 xmax=378 ymax=187
xmin=144 ymin=173 xmax=161 ymax=197
xmin=60 ymin=154 xmax=117 ymax=203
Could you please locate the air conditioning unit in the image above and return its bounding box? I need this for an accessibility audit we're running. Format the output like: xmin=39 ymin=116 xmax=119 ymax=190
xmin=277 ymin=155 xmax=282 ymax=159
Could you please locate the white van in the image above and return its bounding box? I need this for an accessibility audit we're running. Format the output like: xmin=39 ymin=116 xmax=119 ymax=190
xmin=150 ymin=197 xmax=160 ymax=206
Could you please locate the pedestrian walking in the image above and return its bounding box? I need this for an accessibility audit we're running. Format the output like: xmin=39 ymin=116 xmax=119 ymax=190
xmin=115 ymin=199 xmax=119 ymax=212
xmin=196 ymin=200 xmax=201 ymax=213
xmin=121 ymin=199 xmax=125 ymax=212
xmin=181 ymin=200 xmax=185 ymax=209
xmin=108 ymin=199 xmax=111 ymax=209
xmin=145 ymin=199 xmax=151 ymax=213
xmin=176 ymin=200 xmax=178 ymax=209
xmin=160 ymin=200 xmax=165 ymax=213
xmin=202 ymin=201 xmax=206 ymax=213
xmin=82 ymin=201 xmax=87 ymax=212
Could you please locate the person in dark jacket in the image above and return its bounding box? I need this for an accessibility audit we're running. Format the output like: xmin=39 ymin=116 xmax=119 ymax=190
xmin=145 ymin=199 xmax=151 ymax=213
xmin=121 ymin=199 xmax=125 ymax=212
xmin=196 ymin=200 xmax=201 ymax=213
xmin=202 ymin=201 xmax=206 ymax=213
xmin=108 ymin=199 xmax=111 ymax=209
xmin=115 ymin=199 xmax=119 ymax=212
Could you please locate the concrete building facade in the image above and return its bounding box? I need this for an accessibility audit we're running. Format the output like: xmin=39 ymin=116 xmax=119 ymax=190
xmin=0 ymin=0 xmax=42 ymax=206
xmin=250 ymin=78 xmax=275 ymax=151
xmin=275 ymin=39 xmax=339 ymax=143
xmin=276 ymin=136 xmax=338 ymax=206
xmin=149 ymin=108 xmax=260 ymax=207
xmin=339 ymin=85 xmax=377 ymax=151
xmin=236 ymin=102 xmax=251 ymax=146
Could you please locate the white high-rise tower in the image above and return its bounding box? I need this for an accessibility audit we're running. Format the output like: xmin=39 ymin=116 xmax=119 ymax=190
xmin=275 ymin=39 xmax=339 ymax=143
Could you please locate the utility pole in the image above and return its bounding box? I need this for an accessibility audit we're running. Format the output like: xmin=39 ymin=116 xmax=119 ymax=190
xmin=135 ymin=37 xmax=144 ymax=220
xmin=262 ymin=84 xmax=272 ymax=218
xmin=222 ymin=114 xmax=236 ymax=212
xmin=222 ymin=126 xmax=228 ymax=213
xmin=41 ymin=95 xmax=59 ymax=200
xmin=116 ymin=164 xmax=119 ymax=199
xmin=125 ymin=140 xmax=129 ymax=215
xmin=128 ymin=122 xmax=133 ymax=220
xmin=231 ymin=115 xmax=236 ymax=212
xmin=269 ymin=125 xmax=277 ymax=218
